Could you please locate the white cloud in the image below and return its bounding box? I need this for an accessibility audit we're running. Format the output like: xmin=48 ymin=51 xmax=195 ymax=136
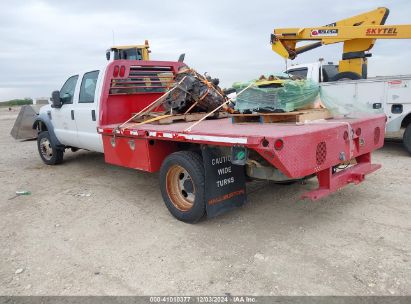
xmin=1 ymin=0 xmax=410 ymax=101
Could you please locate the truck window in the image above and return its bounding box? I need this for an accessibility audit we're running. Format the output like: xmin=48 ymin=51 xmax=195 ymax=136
xmin=110 ymin=66 xmax=174 ymax=95
xmin=286 ymin=68 xmax=308 ymax=79
xmin=79 ymin=70 xmax=99 ymax=103
xmin=321 ymin=65 xmax=339 ymax=82
xmin=60 ymin=75 xmax=79 ymax=104
xmin=114 ymin=49 xmax=143 ymax=60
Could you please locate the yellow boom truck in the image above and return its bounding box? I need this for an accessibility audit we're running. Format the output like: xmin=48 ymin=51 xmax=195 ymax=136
xmin=270 ymin=7 xmax=411 ymax=80
xmin=270 ymin=7 xmax=411 ymax=153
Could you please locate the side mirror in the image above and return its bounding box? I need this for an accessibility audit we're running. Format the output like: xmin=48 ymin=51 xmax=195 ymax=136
xmin=51 ymin=90 xmax=62 ymax=108
xmin=106 ymin=51 xmax=110 ymax=61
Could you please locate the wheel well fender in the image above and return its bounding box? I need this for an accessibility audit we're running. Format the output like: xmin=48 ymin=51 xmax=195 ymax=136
xmin=32 ymin=113 xmax=62 ymax=147
xmin=401 ymin=112 xmax=411 ymax=128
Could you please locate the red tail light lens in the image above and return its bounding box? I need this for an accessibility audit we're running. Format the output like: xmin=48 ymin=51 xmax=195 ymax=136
xmin=343 ymin=131 xmax=349 ymax=141
xmin=356 ymin=128 xmax=362 ymax=136
xmin=119 ymin=65 xmax=126 ymax=77
xmin=374 ymin=127 xmax=381 ymax=145
xmin=113 ymin=65 xmax=119 ymax=77
xmin=274 ymin=139 xmax=284 ymax=150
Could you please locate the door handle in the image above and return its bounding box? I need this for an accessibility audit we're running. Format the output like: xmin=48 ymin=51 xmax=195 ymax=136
xmin=91 ymin=110 xmax=96 ymax=121
xmin=71 ymin=110 xmax=74 ymax=120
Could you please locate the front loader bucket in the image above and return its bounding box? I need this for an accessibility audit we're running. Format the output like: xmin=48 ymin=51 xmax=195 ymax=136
xmin=10 ymin=105 xmax=42 ymax=140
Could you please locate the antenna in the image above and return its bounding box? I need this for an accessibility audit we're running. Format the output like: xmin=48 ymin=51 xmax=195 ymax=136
xmin=112 ymin=30 xmax=115 ymax=45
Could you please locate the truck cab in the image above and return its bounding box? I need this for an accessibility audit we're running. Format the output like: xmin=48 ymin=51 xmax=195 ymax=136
xmin=35 ymin=41 xmax=152 ymax=158
xmin=285 ymin=61 xmax=339 ymax=83
xmin=36 ymin=67 xmax=106 ymax=160
xmin=34 ymin=58 xmax=180 ymax=164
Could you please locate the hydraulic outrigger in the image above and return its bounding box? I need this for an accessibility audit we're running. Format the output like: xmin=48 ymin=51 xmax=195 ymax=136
xmin=270 ymin=7 xmax=411 ymax=80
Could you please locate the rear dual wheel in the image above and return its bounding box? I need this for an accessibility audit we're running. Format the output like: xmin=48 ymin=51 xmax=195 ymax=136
xmin=160 ymin=151 xmax=206 ymax=223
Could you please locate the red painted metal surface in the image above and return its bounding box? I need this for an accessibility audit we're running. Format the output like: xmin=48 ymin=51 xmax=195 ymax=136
xmin=100 ymin=114 xmax=385 ymax=174
xmin=102 ymin=135 xmax=177 ymax=172
xmin=301 ymin=153 xmax=381 ymax=200
xmin=98 ymin=60 xmax=386 ymax=200
xmin=99 ymin=60 xmax=185 ymax=125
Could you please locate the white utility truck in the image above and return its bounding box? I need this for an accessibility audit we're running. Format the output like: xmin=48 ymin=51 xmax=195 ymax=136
xmin=285 ymin=61 xmax=411 ymax=154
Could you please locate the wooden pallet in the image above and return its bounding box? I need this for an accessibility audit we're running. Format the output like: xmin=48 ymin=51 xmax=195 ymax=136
xmin=230 ymin=108 xmax=333 ymax=124
xmin=132 ymin=111 xmax=228 ymax=125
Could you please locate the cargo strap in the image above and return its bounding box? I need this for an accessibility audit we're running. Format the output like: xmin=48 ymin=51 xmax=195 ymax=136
xmin=184 ymin=82 xmax=256 ymax=132
xmin=112 ymin=76 xmax=188 ymax=136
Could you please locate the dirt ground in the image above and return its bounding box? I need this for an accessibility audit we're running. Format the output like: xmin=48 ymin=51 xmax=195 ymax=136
xmin=0 ymin=107 xmax=410 ymax=296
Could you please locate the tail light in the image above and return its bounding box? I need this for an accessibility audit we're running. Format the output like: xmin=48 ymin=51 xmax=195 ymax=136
xmin=113 ymin=65 xmax=119 ymax=77
xmin=374 ymin=127 xmax=381 ymax=145
xmin=274 ymin=139 xmax=284 ymax=150
xmin=356 ymin=128 xmax=362 ymax=136
xmin=119 ymin=65 xmax=126 ymax=77
xmin=343 ymin=131 xmax=349 ymax=141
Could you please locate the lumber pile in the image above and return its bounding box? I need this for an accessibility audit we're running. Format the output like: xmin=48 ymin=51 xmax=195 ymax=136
xmin=230 ymin=108 xmax=332 ymax=124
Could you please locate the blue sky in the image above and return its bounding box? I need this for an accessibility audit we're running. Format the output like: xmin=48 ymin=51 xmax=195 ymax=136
xmin=0 ymin=0 xmax=410 ymax=101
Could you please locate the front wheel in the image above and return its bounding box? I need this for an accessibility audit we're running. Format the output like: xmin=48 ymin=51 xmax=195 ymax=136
xmin=403 ymin=124 xmax=411 ymax=154
xmin=159 ymin=151 xmax=205 ymax=223
xmin=37 ymin=131 xmax=64 ymax=165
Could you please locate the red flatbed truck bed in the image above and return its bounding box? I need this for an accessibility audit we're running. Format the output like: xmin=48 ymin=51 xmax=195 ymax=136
xmin=96 ymin=60 xmax=386 ymax=222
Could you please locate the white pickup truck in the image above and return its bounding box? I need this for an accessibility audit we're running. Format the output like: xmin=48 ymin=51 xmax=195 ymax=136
xmin=28 ymin=58 xmax=387 ymax=222
xmin=285 ymin=61 xmax=411 ymax=153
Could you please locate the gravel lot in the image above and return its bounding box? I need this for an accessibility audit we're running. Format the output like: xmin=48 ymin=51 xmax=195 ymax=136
xmin=0 ymin=107 xmax=410 ymax=296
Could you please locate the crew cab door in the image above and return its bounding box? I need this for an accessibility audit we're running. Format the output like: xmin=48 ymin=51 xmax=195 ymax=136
xmin=52 ymin=75 xmax=81 ymax=147
xmin=75 ymin=70 xmax=103 ymax=152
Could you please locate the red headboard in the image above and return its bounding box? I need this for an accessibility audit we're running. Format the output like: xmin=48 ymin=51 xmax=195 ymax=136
xmin=99 ymin=60 xmax=186 ymax=125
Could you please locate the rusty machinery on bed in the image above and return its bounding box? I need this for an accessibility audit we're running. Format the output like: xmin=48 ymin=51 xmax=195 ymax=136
xmin=163 ymin=67 xmax=232 ymax=114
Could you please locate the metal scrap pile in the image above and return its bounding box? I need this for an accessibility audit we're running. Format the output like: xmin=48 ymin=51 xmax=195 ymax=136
xmin=164 ymin=67 xmax=228 ymax=113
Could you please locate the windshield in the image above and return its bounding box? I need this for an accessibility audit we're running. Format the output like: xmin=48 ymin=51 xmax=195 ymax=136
xmin=113 ymin=48 xmax=143 ymax=60
xmin=321 ymin=65 xmax=339 ymax=82
xmin=286 ymin=68 xmax=308 ymax=79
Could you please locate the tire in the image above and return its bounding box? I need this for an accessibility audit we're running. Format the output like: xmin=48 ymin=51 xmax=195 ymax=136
xmin=160 ymin=151 xmax=205 ymax=223
xmin=37 ymin=131 xmax=64 ymax=165
xmin=403 ymin=124 xmax=411 ymax=154
xmin=331 ymin=72 xmax=361 ymax=81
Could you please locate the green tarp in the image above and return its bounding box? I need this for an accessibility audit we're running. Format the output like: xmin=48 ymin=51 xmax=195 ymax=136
xmin=233 ymin=79 xmax=320 ymax=113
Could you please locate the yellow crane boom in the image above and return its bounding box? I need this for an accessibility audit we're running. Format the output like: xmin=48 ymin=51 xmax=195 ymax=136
xmin=271 ymin=7 xmax=411 ymax=80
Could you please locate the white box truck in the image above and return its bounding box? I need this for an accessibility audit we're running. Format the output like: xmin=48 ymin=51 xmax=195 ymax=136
xmin=285 ymin=61 xmax=411 ymax=153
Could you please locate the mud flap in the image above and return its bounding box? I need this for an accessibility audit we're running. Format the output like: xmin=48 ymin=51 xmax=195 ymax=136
xmin=201 ymin=145 xmax=247 ymax=218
